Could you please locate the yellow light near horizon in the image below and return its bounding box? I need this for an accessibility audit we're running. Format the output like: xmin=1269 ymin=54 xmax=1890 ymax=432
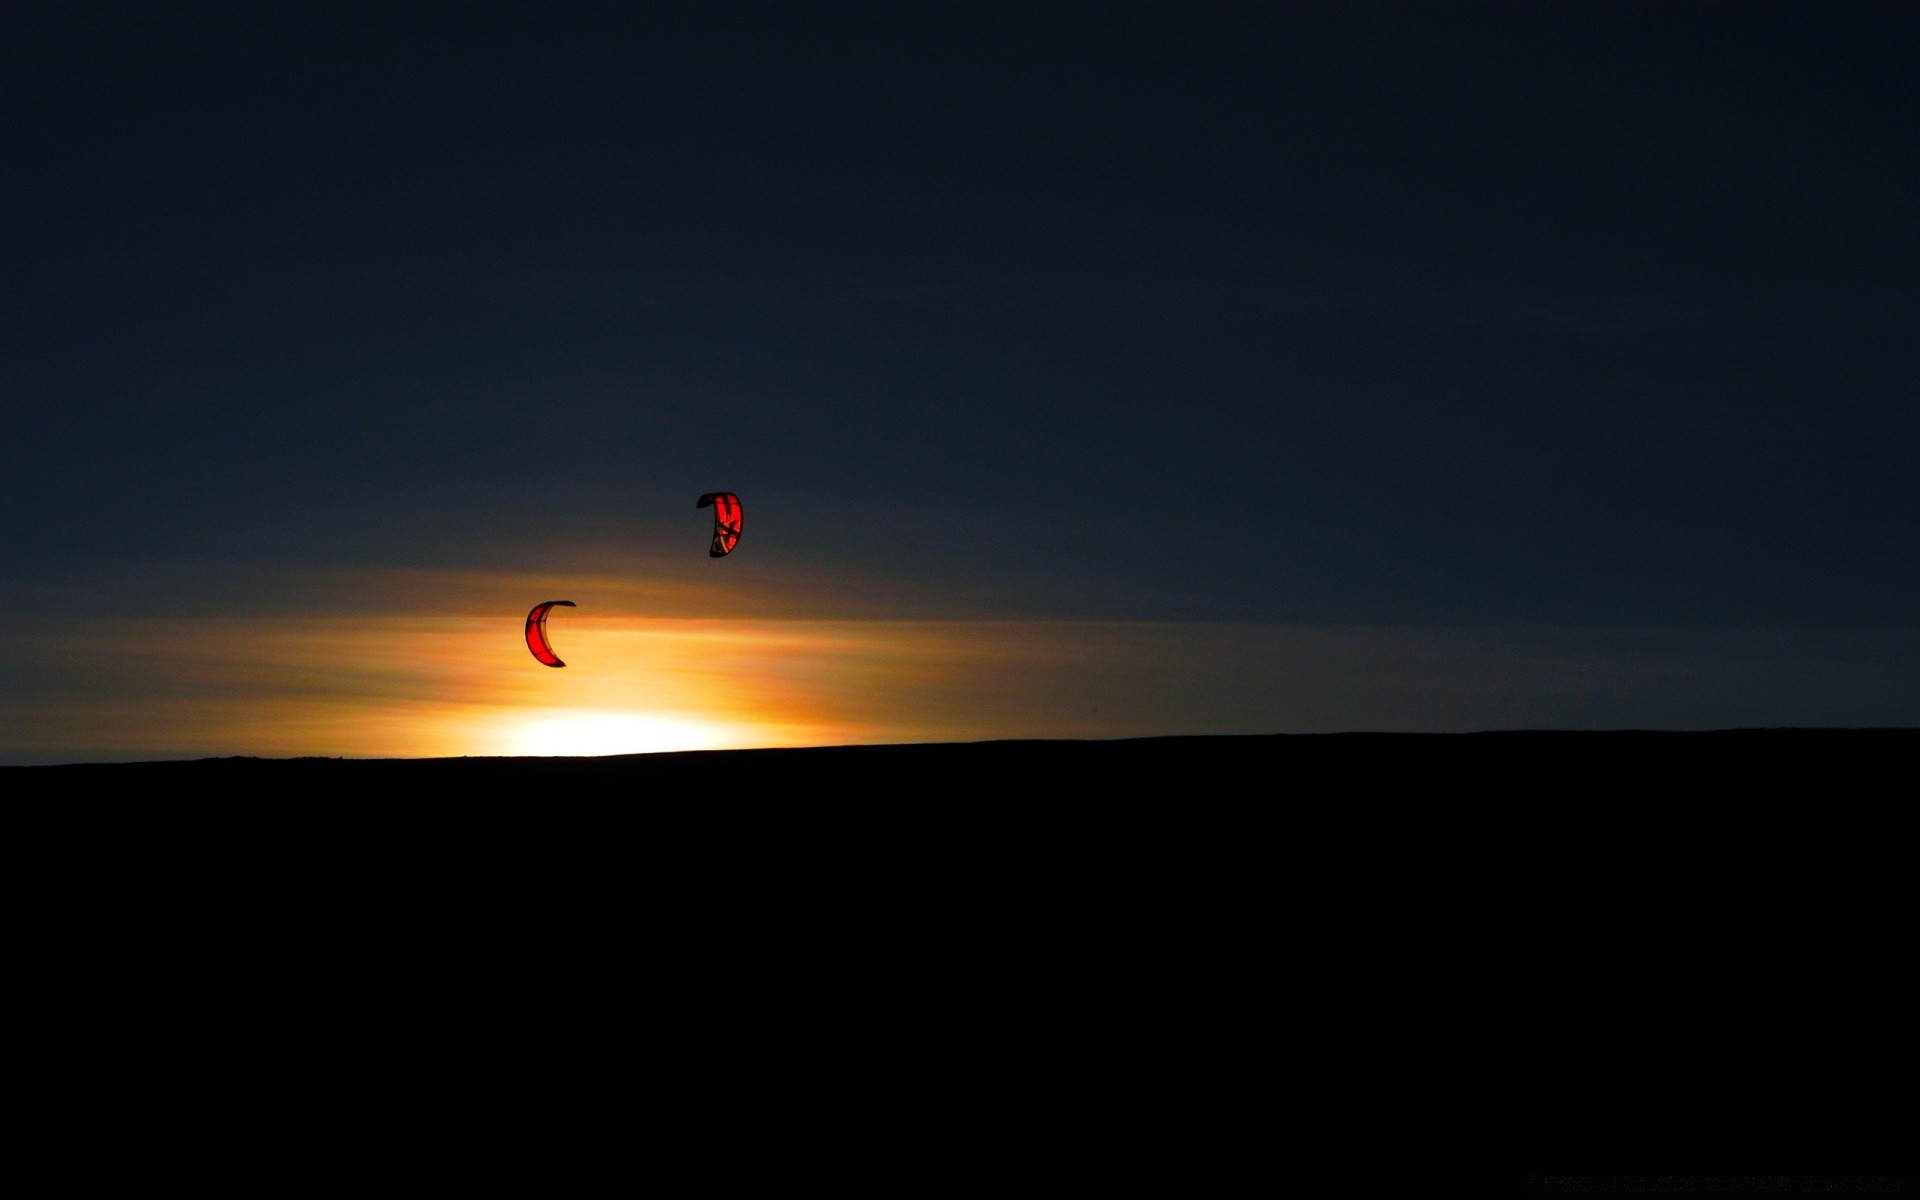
xmin=497 ymin=710 xmax=740 ymax=758
xmin=14 ymin=596 xmax=1291 ymax=763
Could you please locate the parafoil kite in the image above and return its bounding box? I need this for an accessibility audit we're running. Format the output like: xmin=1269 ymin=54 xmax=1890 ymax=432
xmin=525 ymin=600 xmax=576 ymax=668
xmin=697 ymin=492 xmax=742 ymax=557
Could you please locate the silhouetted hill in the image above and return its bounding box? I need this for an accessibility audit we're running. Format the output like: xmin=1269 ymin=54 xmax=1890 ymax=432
xmin=10 ymin=727 xmax=1913 ymax=797
xmin=8 ymin=729 xmax=1908 ymax=1167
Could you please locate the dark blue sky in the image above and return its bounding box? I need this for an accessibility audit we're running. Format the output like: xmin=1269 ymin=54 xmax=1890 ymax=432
xmin=6 ymin=1 xmax=1917 ymax=626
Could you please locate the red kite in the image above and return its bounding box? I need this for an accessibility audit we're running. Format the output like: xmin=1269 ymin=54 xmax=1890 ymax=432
xmin=697 ymin=492 xmax=742 ymax=557
xmin=525 ymin=600 xmax=576 ymax=667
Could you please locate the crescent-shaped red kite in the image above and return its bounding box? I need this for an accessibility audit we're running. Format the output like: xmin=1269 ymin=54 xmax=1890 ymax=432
xmin=697 ymin=492 xmax=742 ymax=558
xmin=525 ymin=600 xmax=576 ymax=667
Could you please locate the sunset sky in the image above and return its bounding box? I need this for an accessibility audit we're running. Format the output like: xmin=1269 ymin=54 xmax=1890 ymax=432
xmin=4 ymin=2 xmax=1916 ymax=763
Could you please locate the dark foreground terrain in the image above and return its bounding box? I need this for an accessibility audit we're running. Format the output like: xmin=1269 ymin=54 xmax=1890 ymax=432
xmin=8 ymin=728 xmax=1910 ymax=1165
xmin=15 ymin=726 xmax=1909 ymax=914
xmin=9 ymin=727 xmax=1912 ymax=793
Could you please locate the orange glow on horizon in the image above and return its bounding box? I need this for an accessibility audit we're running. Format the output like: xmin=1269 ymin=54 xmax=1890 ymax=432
xmin=29 ymin=557 xmax=1847 ymax=764
xmin=5 ymin=596 xmax=1325 ymax=762
xmin=7 ymin=597 xmax=1901 ymax=765
xmin=4 ymin=611 xmax=884 ymax=761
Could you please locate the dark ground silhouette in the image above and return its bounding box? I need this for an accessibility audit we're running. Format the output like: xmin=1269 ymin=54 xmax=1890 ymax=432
xmin=10 ymin=728 xmax=1910 ymax=792
xmin=9 ymin=728 xmax=1908 ymax=1171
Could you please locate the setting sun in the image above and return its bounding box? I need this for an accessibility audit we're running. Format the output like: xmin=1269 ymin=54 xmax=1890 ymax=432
xmin=494 ymin=710 xmax=742 ymax=757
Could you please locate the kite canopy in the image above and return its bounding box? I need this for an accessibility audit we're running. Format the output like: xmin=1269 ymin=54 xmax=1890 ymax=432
xmin=697 ymin=492 xmax=742 ymax=557
xmin=525 ymin=600 xmax=575 ymax=667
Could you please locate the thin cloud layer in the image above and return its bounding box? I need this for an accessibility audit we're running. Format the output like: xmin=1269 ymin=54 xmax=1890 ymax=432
xmin=5 ymin=562 xmax=1913 ymax=764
